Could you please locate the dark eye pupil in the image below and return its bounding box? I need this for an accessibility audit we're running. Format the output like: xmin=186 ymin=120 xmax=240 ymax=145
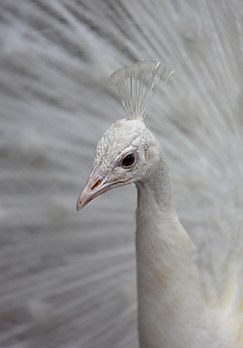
xmin=121 ymin=153 xmax=135 ymax=167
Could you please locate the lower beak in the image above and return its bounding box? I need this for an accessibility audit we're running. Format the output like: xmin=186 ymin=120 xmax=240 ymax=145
xmin=76 ymin=172 xmax=111 ymax=211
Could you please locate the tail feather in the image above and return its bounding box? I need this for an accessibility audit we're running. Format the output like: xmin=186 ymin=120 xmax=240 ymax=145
xmin=1 ymin=0 xmax=243 ymax=347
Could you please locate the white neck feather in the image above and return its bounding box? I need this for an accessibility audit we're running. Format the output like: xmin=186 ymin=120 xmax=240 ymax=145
xmin=135 ymin=147 xmax=237 ymax=348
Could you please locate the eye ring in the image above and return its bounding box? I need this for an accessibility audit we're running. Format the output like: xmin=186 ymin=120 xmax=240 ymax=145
xmin=120 ymin=152 xmax=138 ymax=169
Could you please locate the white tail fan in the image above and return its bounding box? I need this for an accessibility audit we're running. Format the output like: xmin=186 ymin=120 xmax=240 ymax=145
xmin=0 ymin=0 xmax=243 ymax=347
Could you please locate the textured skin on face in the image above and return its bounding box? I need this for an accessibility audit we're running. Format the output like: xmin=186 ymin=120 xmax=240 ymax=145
xmin=94 ymin=119 xmax=150 ymax=177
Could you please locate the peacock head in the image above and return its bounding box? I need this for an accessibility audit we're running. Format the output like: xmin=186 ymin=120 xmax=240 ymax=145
xmin=76 ymin=61 xmax=173 ymax=210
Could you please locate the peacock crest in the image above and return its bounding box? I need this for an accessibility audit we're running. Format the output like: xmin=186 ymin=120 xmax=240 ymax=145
xmin=109 ymin=61 xmax=174 ymax=120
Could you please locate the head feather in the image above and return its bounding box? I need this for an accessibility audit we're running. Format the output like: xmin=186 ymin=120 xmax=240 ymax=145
xmin=109 ymin=61 xmax=174 ymax=120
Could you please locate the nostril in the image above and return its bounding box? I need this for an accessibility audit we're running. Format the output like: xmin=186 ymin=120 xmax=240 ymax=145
xmin=90 ymin=179 xmax=101 ymax=190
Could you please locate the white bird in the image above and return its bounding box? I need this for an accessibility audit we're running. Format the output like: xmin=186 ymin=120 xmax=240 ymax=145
xmin=1 ymin=1 xmax=243 ymax=348
xmin=76 ymin=61 xmax=243 ymax=348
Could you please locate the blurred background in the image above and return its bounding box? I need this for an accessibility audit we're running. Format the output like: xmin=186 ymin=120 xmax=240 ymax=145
xmin=0 ymin=1 xmax=242 ymax=347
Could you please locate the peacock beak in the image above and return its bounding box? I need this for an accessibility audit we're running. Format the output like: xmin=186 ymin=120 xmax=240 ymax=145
xmin=76 ymin=171 xmax=111 ymax=211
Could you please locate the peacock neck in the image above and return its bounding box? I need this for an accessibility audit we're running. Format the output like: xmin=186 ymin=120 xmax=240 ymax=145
xmin=134 ymin=147 xmax=232 ymax=348
xmin=136 ymin=146 xmax=175 ymax=215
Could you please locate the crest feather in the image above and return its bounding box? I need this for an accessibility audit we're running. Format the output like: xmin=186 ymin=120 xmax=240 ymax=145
xmin=109 ymin=61 xmax=174 ymax=120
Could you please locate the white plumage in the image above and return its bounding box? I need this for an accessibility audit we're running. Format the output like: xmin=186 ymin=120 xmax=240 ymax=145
xmin=77 ymin=61 xmax=243 ymax=347
xmin=0 ymin=1 xmax=243 ymax=347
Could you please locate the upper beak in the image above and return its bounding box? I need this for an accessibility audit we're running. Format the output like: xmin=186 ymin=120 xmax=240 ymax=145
xmin=76 ymin=171 xmax=110 ymax=211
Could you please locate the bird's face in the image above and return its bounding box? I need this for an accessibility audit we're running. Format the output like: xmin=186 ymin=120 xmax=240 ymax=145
xmin=76 ymin=118 xmax=158 ymax=210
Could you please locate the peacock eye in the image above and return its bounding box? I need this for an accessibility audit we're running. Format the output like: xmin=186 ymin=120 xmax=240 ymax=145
xmin=120 ymin=153 xmax=136 ymax=168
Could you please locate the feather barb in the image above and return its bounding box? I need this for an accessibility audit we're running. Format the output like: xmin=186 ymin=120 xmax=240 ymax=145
xmin=109 ymin=61 xmax=174 ymax=120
